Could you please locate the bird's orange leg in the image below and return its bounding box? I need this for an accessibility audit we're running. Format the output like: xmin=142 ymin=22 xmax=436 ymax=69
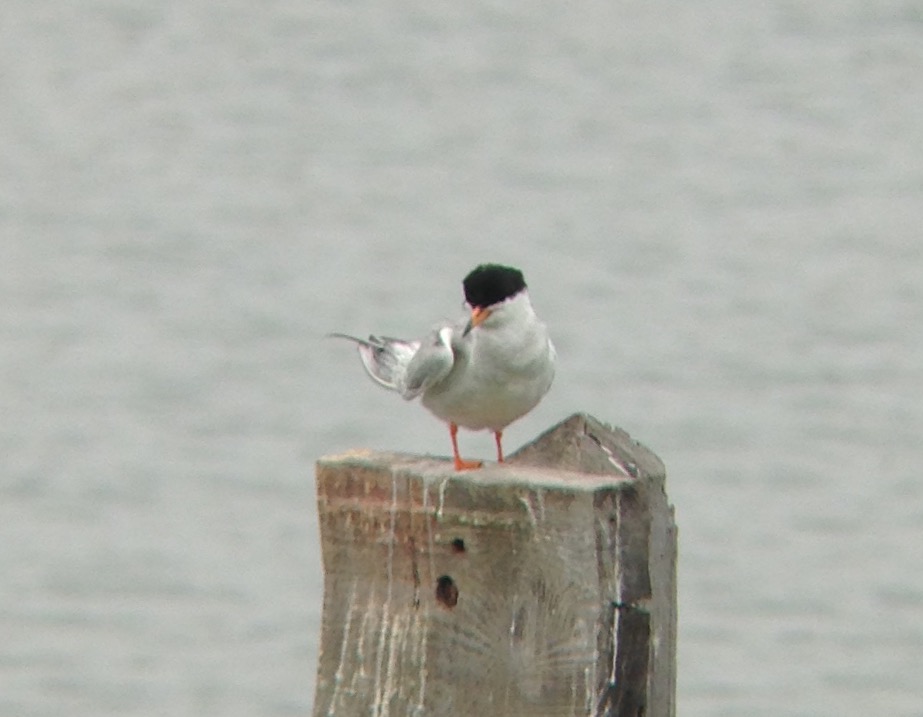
xmin=494 ymin=430 xmax=504 ymax=463
xmin=449 ymin=422 xmax=482 ymax=471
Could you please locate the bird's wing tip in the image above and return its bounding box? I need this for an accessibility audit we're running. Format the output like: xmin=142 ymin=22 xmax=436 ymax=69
xmin=326 ymin=332 xmax=363 ymax=343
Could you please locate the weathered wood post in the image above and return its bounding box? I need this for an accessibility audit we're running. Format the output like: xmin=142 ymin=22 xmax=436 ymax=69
xmin=312 ymin=414 xmax=676 ymax=717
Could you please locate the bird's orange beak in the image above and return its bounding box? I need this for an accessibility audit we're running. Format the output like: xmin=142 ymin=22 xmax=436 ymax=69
xmin=463 ymin=306 xmax=492 ymax=336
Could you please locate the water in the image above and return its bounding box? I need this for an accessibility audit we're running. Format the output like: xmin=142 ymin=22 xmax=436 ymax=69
xmin=1 ymin=0 xmax=921 ymax=715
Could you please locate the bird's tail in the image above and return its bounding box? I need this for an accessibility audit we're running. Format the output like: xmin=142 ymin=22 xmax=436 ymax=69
xmin=327 ymin=333 xmax=419 ymax=393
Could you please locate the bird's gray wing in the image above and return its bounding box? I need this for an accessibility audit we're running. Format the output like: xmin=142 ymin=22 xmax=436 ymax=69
xmin=400 ymin=327 xmax=455 ymax=399
xmin=327 ymin=333 xmax=421 ymax=396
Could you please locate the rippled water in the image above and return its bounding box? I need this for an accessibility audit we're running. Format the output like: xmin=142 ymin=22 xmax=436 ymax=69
xmin=1 ymin=1 xmax=921 ymax=715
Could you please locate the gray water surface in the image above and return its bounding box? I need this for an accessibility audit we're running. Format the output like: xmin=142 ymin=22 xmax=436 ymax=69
xmin=2 ymin=1 xmax=922 ymax=715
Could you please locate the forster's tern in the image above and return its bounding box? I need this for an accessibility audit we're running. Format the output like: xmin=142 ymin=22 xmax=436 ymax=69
xmin=330 ymin=263 xmax=555 ymax=471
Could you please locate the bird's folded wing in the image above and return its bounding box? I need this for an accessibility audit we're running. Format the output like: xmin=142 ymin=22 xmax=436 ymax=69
xmin=400 ymin=332 xmax=454 ymax=399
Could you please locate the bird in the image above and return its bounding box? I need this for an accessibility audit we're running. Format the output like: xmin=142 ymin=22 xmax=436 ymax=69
xmin=329 ymin=263 xmax=555 ymax=471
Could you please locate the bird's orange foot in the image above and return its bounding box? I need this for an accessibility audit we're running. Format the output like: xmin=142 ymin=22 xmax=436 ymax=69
xmin=448 ymin=422 xmax=482 ymax=471
xmin=453 ymin=456 xmax=483 ymax=472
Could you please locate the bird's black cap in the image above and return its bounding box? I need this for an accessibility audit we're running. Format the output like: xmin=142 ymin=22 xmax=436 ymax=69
xmin=463 ymin=264 xmax=527 ymax=308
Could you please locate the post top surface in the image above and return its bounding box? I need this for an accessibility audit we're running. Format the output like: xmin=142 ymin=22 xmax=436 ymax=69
xmin=319 ymin=413 xmax=664 ymax=492
xmin=316 ymin=448 xmax=634 ymax=492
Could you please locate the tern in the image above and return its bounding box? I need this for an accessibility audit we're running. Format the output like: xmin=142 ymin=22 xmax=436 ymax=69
xmin=330 ymin=263 xmax=555 ymax=470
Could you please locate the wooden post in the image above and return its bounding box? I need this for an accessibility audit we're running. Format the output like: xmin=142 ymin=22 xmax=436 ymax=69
xmin=312 ymin=414 xmax=676 ymax=717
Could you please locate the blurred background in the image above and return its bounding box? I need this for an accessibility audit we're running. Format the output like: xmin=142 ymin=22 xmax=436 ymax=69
xmin=1 ymin=0 xmax=921 ymax=715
